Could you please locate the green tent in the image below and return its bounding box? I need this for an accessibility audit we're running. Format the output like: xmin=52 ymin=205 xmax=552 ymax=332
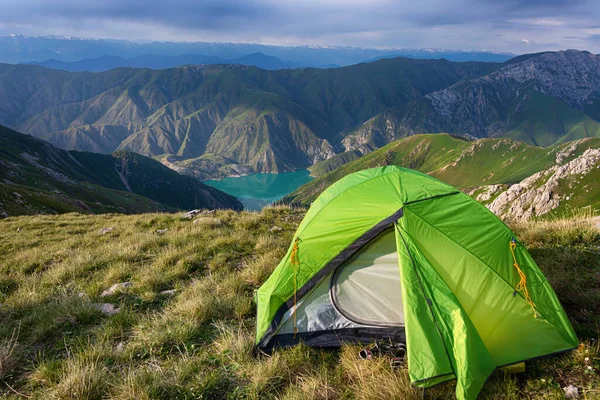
xmin=255 ymin=166 xmax=578 ymax=399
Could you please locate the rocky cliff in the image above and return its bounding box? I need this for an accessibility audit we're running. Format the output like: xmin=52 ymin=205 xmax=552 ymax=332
xmin=471 ymin=143 xmax=600 ymax=220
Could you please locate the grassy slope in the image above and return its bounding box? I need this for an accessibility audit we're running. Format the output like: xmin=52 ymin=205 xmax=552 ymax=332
xmin=286 ymin=134 xmax=600 ymax=206
xmin=0 ymin=181 xmax=173 ymax=217
xmin=74 ymin=150 xmax=243 ymax=211
xmin=502 ymin=90 xmax=600 ymax=147
xmin=0 ymin=209 xmax=597 ymax=399
xmin=0 ymin=127 xmax=173 ymax=216
xmin=0 ymin=124 xmax=242 ymax=216
xmin=551 ymin=167 xmax=600 ymax=218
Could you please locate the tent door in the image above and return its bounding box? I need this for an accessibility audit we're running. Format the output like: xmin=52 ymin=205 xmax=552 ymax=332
xmin=330 ymin=228 xmax=404 ymax=327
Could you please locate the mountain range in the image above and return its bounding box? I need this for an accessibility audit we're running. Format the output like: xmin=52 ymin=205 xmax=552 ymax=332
xmin=1 ymin=49 xmax=600 ymax=179
xmin=26 ymin=52 xmax=300 ymax=72
xmin=0 ymin=124 xmax=242 ymax=217
xmin=0 ymin=57 xmax=495 ymax=177
xmin=0 ymin=35 xmax=513 ymax=66
xmin=343 ymin=50 xmax=600 ymax=151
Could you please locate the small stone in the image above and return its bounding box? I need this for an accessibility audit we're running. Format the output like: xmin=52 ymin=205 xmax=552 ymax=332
xmin=115 ymin=342 xmax=125 ymax=352
xmin=92 ymin=303 xmax=120 ymax=316
xmin=269 ymin=226 xmax=283 ymax=232
xmin=181 ymin=209 xmax=202 ymax=220
xmin=159 ymin=289 xmax=177 ymax=296
xmin=182 ymin=209 xmax=215 ymax=220
xmin=99 ymin=227 xmax=114 ymax=235
xmin=101 ymin=282 xmax=132 ymax=297
xmin=563 ymin=385 xmax=579 ymax=399
xmin=156 ymin=229 xmax=168 ymax=234
xmin=193 ymin=217 xmax=223 ymax=226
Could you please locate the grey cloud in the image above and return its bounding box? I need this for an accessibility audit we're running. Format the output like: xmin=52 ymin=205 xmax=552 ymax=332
xmin=1 ymin=0 xmax=275 ymax=29
xmin=0 ymin=0 xmax=599 ymax=52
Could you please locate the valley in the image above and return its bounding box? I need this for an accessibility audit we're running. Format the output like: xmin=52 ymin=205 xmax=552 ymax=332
xmin=0 ymin=50 xmax=598 ymax=183
xmin=0 ymin=57 xmax=492 ymax=178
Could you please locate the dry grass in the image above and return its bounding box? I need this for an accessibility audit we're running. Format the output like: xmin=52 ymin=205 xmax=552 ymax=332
xmin=0 ymin=327 xmax=20 ymax=381
xmin=50 ymin=354 xmax=110 ymax=400
xmin=0 ymin=209 xmax=597 ymax=398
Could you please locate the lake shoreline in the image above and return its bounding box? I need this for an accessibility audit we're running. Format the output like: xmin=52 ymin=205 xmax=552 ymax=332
xmin=203 ymin=170 xmax=314 ymax=211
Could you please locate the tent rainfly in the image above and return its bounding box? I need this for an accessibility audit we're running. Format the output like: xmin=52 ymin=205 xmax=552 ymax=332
xmin=255 ymin=166 xmax=578 ymax=400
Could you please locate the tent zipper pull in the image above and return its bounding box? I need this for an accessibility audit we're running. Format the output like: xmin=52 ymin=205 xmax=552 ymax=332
xmin=510 ymin=238 xmax=537 ymax=318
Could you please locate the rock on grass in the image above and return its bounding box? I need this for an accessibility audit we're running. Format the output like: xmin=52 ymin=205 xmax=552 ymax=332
xmin=92 ymin=303 xmax=120 ymax=316
xmin=182 ymin=209 xmax=215 ymax=220
xmin=101 ymin=282 xmax=132 ymax=297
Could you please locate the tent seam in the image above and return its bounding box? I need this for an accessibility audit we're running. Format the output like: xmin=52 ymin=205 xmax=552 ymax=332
xmin=396 ymin=224 xmax=457 ymax=383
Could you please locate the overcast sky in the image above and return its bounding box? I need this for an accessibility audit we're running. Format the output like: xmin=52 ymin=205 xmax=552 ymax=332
xmin=1 ymin=0 xmax=599 ymax=53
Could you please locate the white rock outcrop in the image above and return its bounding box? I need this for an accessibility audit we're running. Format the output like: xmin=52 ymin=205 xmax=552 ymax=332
xmin=485 ymin=149 xmax=600 ymax=220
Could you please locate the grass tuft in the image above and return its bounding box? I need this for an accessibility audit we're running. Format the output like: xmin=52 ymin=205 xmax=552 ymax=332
xmin=0 ymin=327 xmax=21 ymax=381
xmin=0 ymin=210 xmax=597 ymax=398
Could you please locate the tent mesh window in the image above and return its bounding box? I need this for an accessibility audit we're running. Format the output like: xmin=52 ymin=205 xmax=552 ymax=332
xmin=330 ymin=228 xmax=404 ymax=327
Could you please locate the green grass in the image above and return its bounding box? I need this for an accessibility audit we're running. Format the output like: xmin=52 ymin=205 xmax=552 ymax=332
xmin=502 ymin=90 xmax=600 ymax=147
xmin=0 ymin=208 xmax=598 ymax=398
xmin=550 ymin=168 xmax=600 ymax=219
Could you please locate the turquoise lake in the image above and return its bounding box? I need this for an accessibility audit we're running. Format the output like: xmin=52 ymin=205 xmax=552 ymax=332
xmin=204 ymin=170 xmax=313 ymax=211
